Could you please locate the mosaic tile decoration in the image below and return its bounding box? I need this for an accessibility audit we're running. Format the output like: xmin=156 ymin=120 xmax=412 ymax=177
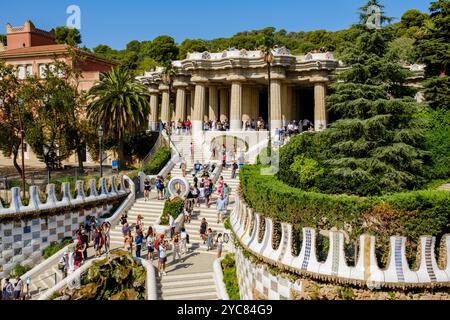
xmin=301 ymin=229 xmax=312 ymax=271
xmin=394 ymin=237 xmax=405 ymax=282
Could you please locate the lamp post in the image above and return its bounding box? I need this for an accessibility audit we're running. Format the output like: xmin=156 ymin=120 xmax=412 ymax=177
xmin=98 ymin=126 xmax=104 ymax=178
xmin=43 ymin=145 xmax=51 ymax=184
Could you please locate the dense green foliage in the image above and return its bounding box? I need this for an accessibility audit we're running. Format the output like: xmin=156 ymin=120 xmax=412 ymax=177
xmin=160 ymin=197 xmax=184 ymax=225
xmin=277 ymin=1 xmax=433 ymax=197
xmin=54 ymin=26 xmax=82 ymax=46
xmin=12 ymin=264 xmax=31 ymax=277
xmin=241 ymin=165 xmax=450 ymax=265
xmin=42 ymin=238 xmax=74 ymax=259
xmin=416 ymin=1 xmax=450 ymax=110
xmin=141 ymin=147 xmax=171 ymax=175
xmin=221 ymin=254 xmax=240 ymax=300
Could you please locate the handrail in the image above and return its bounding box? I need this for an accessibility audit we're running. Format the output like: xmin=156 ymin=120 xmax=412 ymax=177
xmin=21 ymin=175 xmax=135 ymax=296
xmin=142 ymin=133 xmax=164 ymax=167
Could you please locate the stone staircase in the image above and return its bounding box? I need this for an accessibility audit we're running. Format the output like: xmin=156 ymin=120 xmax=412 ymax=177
xmin=170 ymin=134 xmax=206 ymax=167
xmin=109 ymin=195 xmax=164 ymax=250
xmin=25 ymin=154 xmax=239 ymax=300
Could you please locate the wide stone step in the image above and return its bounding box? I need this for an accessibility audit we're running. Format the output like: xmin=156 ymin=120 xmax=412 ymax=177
xmin=161 ymin=283 xmax=217 ymax=296
xmin=162 ymin=291 xmax=218 ymax=300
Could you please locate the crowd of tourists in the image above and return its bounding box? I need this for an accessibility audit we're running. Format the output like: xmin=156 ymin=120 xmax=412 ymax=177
xmin=120 ymin=160 xmax=236 ymax=277
xmin=160 ymin=117 xmax=316 ymax=134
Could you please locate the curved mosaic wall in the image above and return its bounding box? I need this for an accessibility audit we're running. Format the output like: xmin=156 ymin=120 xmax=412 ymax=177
xmin=0 ymin=176 xmax=130 ymax=277
xmin=231 ymin=195 xmax=450 ymax=288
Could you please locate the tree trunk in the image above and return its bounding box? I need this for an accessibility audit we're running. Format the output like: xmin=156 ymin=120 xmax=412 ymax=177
xmin=76 ymin=145 xmax=84 ymax=173
xmin=12 ymin=147 xmax=23 ymax=178
xmin=118 ymin=138 xmax=125 ymax=169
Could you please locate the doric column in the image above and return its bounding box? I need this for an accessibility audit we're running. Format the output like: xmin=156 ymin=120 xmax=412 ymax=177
xmin=190 ymin=88 xmax=195 ymax=119
xmin=250 ymin=88 xmax=259 ymax=120
xmin=230 ymin=82 xmax=243 ymax=130
xmin=281 ymin=84 xmax=293 ymax=126
xmin=193 ymin=84 xmax=206 ymax=133
xmin=242 ymin=86 xmax=251 ymax=124
xmin=219 ymin=88 xmax=229 ymax=122
xmin=208 ymin=86 xmax=219 ymax=122
xmin=175 ymin=87 xmax=186 ymax=121
xmin=314 ymin=82 xmax=327 ymax=131
xmin=148 ymin=88 xmax=159 ymax=131
xmin=186 ymin=93 xmax=192 ymax=120
xmin=270 ymin=79 xmax=282 ymax=133
xmin=160 ymin=86 xmax=171 ymax=123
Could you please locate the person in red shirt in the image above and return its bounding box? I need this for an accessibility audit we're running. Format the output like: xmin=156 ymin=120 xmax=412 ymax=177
xmin=185 ymin=119 xmax=191 ymax=133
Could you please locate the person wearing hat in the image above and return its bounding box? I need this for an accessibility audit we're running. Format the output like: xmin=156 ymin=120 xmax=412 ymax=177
xmin=58 ymin=252 xmax=70 ymax=278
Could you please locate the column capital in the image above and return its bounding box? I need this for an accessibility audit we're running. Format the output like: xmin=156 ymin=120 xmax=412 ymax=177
xmin=158 ymin=83 xmax=170 ymax=91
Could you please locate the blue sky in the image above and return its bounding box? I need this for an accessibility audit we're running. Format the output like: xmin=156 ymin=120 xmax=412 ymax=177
xmin=0 ymin=0 xmax=431 ymax=50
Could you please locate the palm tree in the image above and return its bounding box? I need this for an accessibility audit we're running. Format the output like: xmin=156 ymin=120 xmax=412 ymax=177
xmin=87 ymin=67 xmax=150 ymax=168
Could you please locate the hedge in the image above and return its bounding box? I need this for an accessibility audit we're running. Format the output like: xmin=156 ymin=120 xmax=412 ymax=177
xmin=221 ymin=253 xmax=240 ymax=300
xmin=160 ymin=197 xmax=184 ymax=225
xmin=142 ymin=147 xmax=171 ymax=175
xmin=240 ymin=165 xmax=450 ymax=266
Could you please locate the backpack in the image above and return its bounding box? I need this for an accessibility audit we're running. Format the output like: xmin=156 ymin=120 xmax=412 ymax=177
xmin=135 ymin=235 xmax=142 ymax=245
xmin=156 ymin=180 xmax=163 ymax=189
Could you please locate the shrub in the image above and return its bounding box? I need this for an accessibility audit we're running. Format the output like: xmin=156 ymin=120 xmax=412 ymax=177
xmin=240 ymin=165 xmax=450 ymax=263
xmin=42 ymin=237 xmax=74 ymax=259
xmin=142 ymin=147 xmax=171 ymax=175
xmin=11 ymin=264 xmax=31 ymax=277
xmin=224 ymin=218 xmax=231 ymax=230
xmin=160 ymin=197 xmax=184 ymax=225
xmin=221 ymin=254 xmax=240 ymax=300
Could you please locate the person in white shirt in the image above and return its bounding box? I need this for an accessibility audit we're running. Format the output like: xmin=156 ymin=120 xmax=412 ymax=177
xmin=180 ymin=227 xmax=188 ymax=255
xmin=158 ymin=241 xmax=167 ymax=276
xmin=169 ymin=214 xmax=175 ymax=238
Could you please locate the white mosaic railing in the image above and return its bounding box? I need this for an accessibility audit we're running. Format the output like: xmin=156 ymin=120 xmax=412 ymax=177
xmin=0 ymin=176 xmax=128 ymax=215
xmin=231 ymin=194 xmax=450 ymax=288
xmin=0 ymin=175 xmax=133 ymax=279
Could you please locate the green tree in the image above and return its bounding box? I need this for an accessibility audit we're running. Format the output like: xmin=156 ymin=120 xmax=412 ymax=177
xmin=0 ymin=63 xmax=34 ymax=178
xmin=142 ymin=36 xmax=179 ymax=64
xmin=396 ymin=9 xmax=429 ymax=38
xmin=278 ymin=1 xmax=429 ymax=196
xmin=54 ymin=26 xmax=82 ymax=46
xmin=178 ymin=39 xmax=209 ymax=59
xmin=87 ymin=67 xmax=150 ymax=168
xmin=416 ymin=0 xmax=450 ymax=110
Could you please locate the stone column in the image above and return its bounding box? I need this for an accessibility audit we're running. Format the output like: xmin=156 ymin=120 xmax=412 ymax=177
xmin=160 ymin=87 xmax=171 ymax=123
xmin=208 ymin=86 xmax=219 ymax=122
xmin=281 ymin=84 xmax=288 ymax=127
xmin=281 ymin=85 xmax=293 ymax=125
xmin=270 ymin=79 xmax=282 ymax=133
xmin=193 ymin=83 xmax=206 ymax=133
xmin=230 ymin=82 xmax=243 ymax=130
xmin=186 ymin=93 xmax=192 ymax=120
xmin=149 ymin=91 xmax=159 ymax=131
xmin=190 ymin=88 xmax=195 ymax=119
xmin=250 ymin=88 xmax=259 ymax=120
xmin=219 ymin=88 xmax=229 ymax=122
xmin=314 ymin=82 xmax=327 ymax=131
xmin=175 ymin=87 xmax=186 ymax=121
xmin=242 ymin=86 xmax=252 ymax=124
